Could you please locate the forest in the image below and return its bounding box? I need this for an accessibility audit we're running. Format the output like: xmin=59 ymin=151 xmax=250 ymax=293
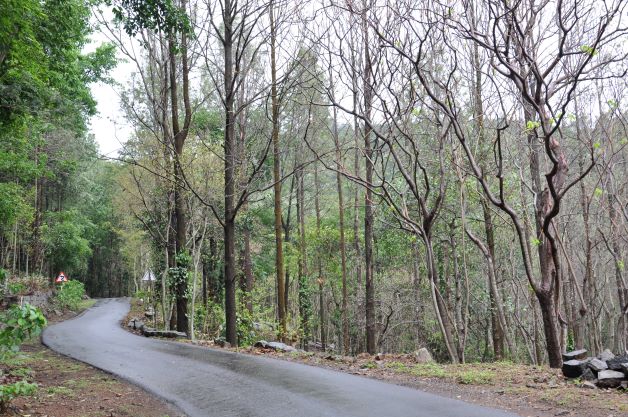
xmin=2 ymin=0 xmax=628 ymax=370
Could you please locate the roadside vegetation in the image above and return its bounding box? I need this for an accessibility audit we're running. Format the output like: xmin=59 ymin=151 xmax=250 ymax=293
xmin=2 ymin=0 xmax=628 ymax=411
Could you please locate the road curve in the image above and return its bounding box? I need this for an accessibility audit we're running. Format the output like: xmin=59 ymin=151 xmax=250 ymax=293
xmin=43 ymin=298 xmax=519 ymax=417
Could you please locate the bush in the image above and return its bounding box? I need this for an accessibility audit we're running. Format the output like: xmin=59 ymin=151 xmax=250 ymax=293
xmin=55 ymin=280 xmax=86 ymax=311
xmin=0 ymin=303 xmax=47 ymax=356
xmin=0 ymin=304 xmax=46 ymax=413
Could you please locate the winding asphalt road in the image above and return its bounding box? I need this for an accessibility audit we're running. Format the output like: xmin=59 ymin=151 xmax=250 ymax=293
xmin=42 ymin=298 xmax=519 ymax=417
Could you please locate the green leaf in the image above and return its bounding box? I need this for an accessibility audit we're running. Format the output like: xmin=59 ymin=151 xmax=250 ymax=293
xmin=526 ymin=120 xmax=540 ymax=131
xmin=580 ymin=45 xmax=598 ymax=56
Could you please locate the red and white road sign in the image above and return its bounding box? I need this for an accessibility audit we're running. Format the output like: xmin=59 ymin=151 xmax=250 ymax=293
xmin=55 ymin=271 xmax=68 ymax=283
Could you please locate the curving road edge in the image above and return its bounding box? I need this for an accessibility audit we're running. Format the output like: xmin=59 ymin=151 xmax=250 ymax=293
xmin=43 ymin=298 xmax=520 ymax=417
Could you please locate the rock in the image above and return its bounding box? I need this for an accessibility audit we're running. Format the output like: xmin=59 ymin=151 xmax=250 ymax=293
xmin=580 ymin=381 xmax=597 ymax=389
xmin=606 ymin=355 xmax=628 ymax=371
xmin=599 ymin=349 xmax=615 ymax=362
xmin=621 ymin=363 xmax=628 ymax=375
xmin=554 ymin=410 xmax=569 ymax=416
xmin=621 ymin=380 xmax=628 ymax=390
xmin=414 ymin=347 xmax=433 ymax=364
xmin=581 ymin=367 xmax=596 ymax=381
xmin=562 ymin=359 xmax=588 ymax=378
xmin=266 ymin=341 xmax=296 ymax=352
xmin=142 ymin=327 xmax=187 ymax=338
xmin=596 ymin=370 xmax=625 ymax=388
xmin=562 ymin=349 xmax=587 ymax=361
xmin=214 ymin=339 xmax=231 ymax=348
xmin=254 ymin=340 xmax=268 ymax=348
xmin=589 ymin=358 xmax=608 ymax=372
xmin=126 ymin=318 xmax=144 ymax=331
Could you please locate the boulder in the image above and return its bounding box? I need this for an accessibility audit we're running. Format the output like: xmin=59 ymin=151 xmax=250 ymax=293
xmin=606 ymin=355 xmax=628 ymax=371
xmin=414 ymin=348 xmax=433 ymax=364
xmin=126 ymin=318 xmax=144 ymax=331
xmin=596 ymin=370 xmax=625 ymax=389
xmin=142 ymin=327 xmax=187 ymax=338
xmin=562 ymin=349 xmax=587 ymax=361
xmin=266 ymin=341 xmax=296 ymax=352
xmin=621 ymin=363 xmax=628 ymax=375
xmin=589 ymin=358 xmax=608 ymax=372
xmin=214 ymin=339 xmax=231 ymax=348
xmin=581 ymin=367 xmax=596 ymax=381
xmin=580 ymin=381 xmax=597 ymax=389
xmin=599 ymin=349 xmax=615 ymax=362
xmin=562 ymin=359 xmax=588 ymax=378
xmin=254 ymin=340 xmax=268 ymax=348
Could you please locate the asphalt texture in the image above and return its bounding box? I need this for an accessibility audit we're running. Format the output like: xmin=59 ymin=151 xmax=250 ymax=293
xmin=43 ymin=298 xmax=520 ymax=417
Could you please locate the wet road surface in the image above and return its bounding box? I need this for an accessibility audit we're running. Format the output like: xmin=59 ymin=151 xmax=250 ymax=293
xmin=43 ymin=298 xmax=519 ymax=417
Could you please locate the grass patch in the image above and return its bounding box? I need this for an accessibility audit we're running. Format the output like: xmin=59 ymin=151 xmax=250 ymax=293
xmin=9 ymin=367 xmax=34 ymax=378
xmin=410 ymin=363 xmax=447 ymax=378
xmin=456 ymin=370 xmax=495 ymax=384
xmin=78 ymin=299 xmax=96 ymax=311
xmin=45 ymin=385 xmax=74 ymax=397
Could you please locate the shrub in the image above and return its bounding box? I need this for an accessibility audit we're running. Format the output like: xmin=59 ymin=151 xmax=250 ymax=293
xmin=0 ymin=303 xmax=47 ymax=356
xmin=0 ymin=304 xmax=46 ymax=413
xmin=55 ymin=280 xmax=86 ymax=311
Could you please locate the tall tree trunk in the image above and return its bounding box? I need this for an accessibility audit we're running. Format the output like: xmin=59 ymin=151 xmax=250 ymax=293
xmin=362 ymin=3 xmax=376 ymax=355
xmin=269 ymin=3 xmax=286 ymax=341
xmin=328 ymin=63 xmax=350 ymax=355
xmin=297 ymin=167 xmax=309 ymax=348
xmin=314 ymin=163 xmax=326 ymax=350
xmin=223 ymin=0 xmax=237 ymax=345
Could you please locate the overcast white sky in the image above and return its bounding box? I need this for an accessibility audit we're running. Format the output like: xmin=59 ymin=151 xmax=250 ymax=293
xmin=86 ymin=23 xmax=134 ymax=157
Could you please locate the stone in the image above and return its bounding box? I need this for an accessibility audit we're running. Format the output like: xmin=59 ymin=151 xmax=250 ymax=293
xmin=596 ymin=370 xmax=625 ymax=388
xmin=621 ymin=381 xmax=628 ymax=390
xmin=599 ymin=349 xmax=615 ymax=362
xmin=581 ymin=367 xmax=596 ymax=381
xmin=589 ymin=358 xmax=608 ymax=372
xmin=254 ymin=340 xmax=268 ymax=348
xmin=562 ymin=349 xmax=587 ymax=361
xmin=621 ymin=363 xmax=628 ymax=375
xmin=266 ymin=341 xmax=296 ymax=352
xmin=580 ymin=381 xmax=597 ymax=389
xmin=126 ymin=318 xmax=144 ymax=331
xmin=562 ymin=359 xmax=588 ymax=378
xmin=606 ymin=355 xmax=628 ymax=371
xmin=142 ymin=327 xmax=187 ymax=338
xmin=414 ymin=347 xmax=433 ymax=364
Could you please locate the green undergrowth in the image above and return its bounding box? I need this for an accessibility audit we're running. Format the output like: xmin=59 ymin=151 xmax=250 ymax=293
xmin=383 ymin=361 xmax=524 ymax=385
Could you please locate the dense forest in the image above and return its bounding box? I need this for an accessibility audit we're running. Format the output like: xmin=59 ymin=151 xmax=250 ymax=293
xmin=2 ymin=0 xmax=628 ymax=369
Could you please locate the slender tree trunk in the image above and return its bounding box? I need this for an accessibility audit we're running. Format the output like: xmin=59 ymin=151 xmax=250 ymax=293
xmin=223 ymin=0 xmax=237 ymax=345
xmin=269 ymin=2 xmax=286 ymax=341
xmin=314 ymin=163 xmax=326 ymax=350
xmin=362 ymin=4 xmax=376 ymax=355
xmin=297 ymin=167 xmax=310 ymax=348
